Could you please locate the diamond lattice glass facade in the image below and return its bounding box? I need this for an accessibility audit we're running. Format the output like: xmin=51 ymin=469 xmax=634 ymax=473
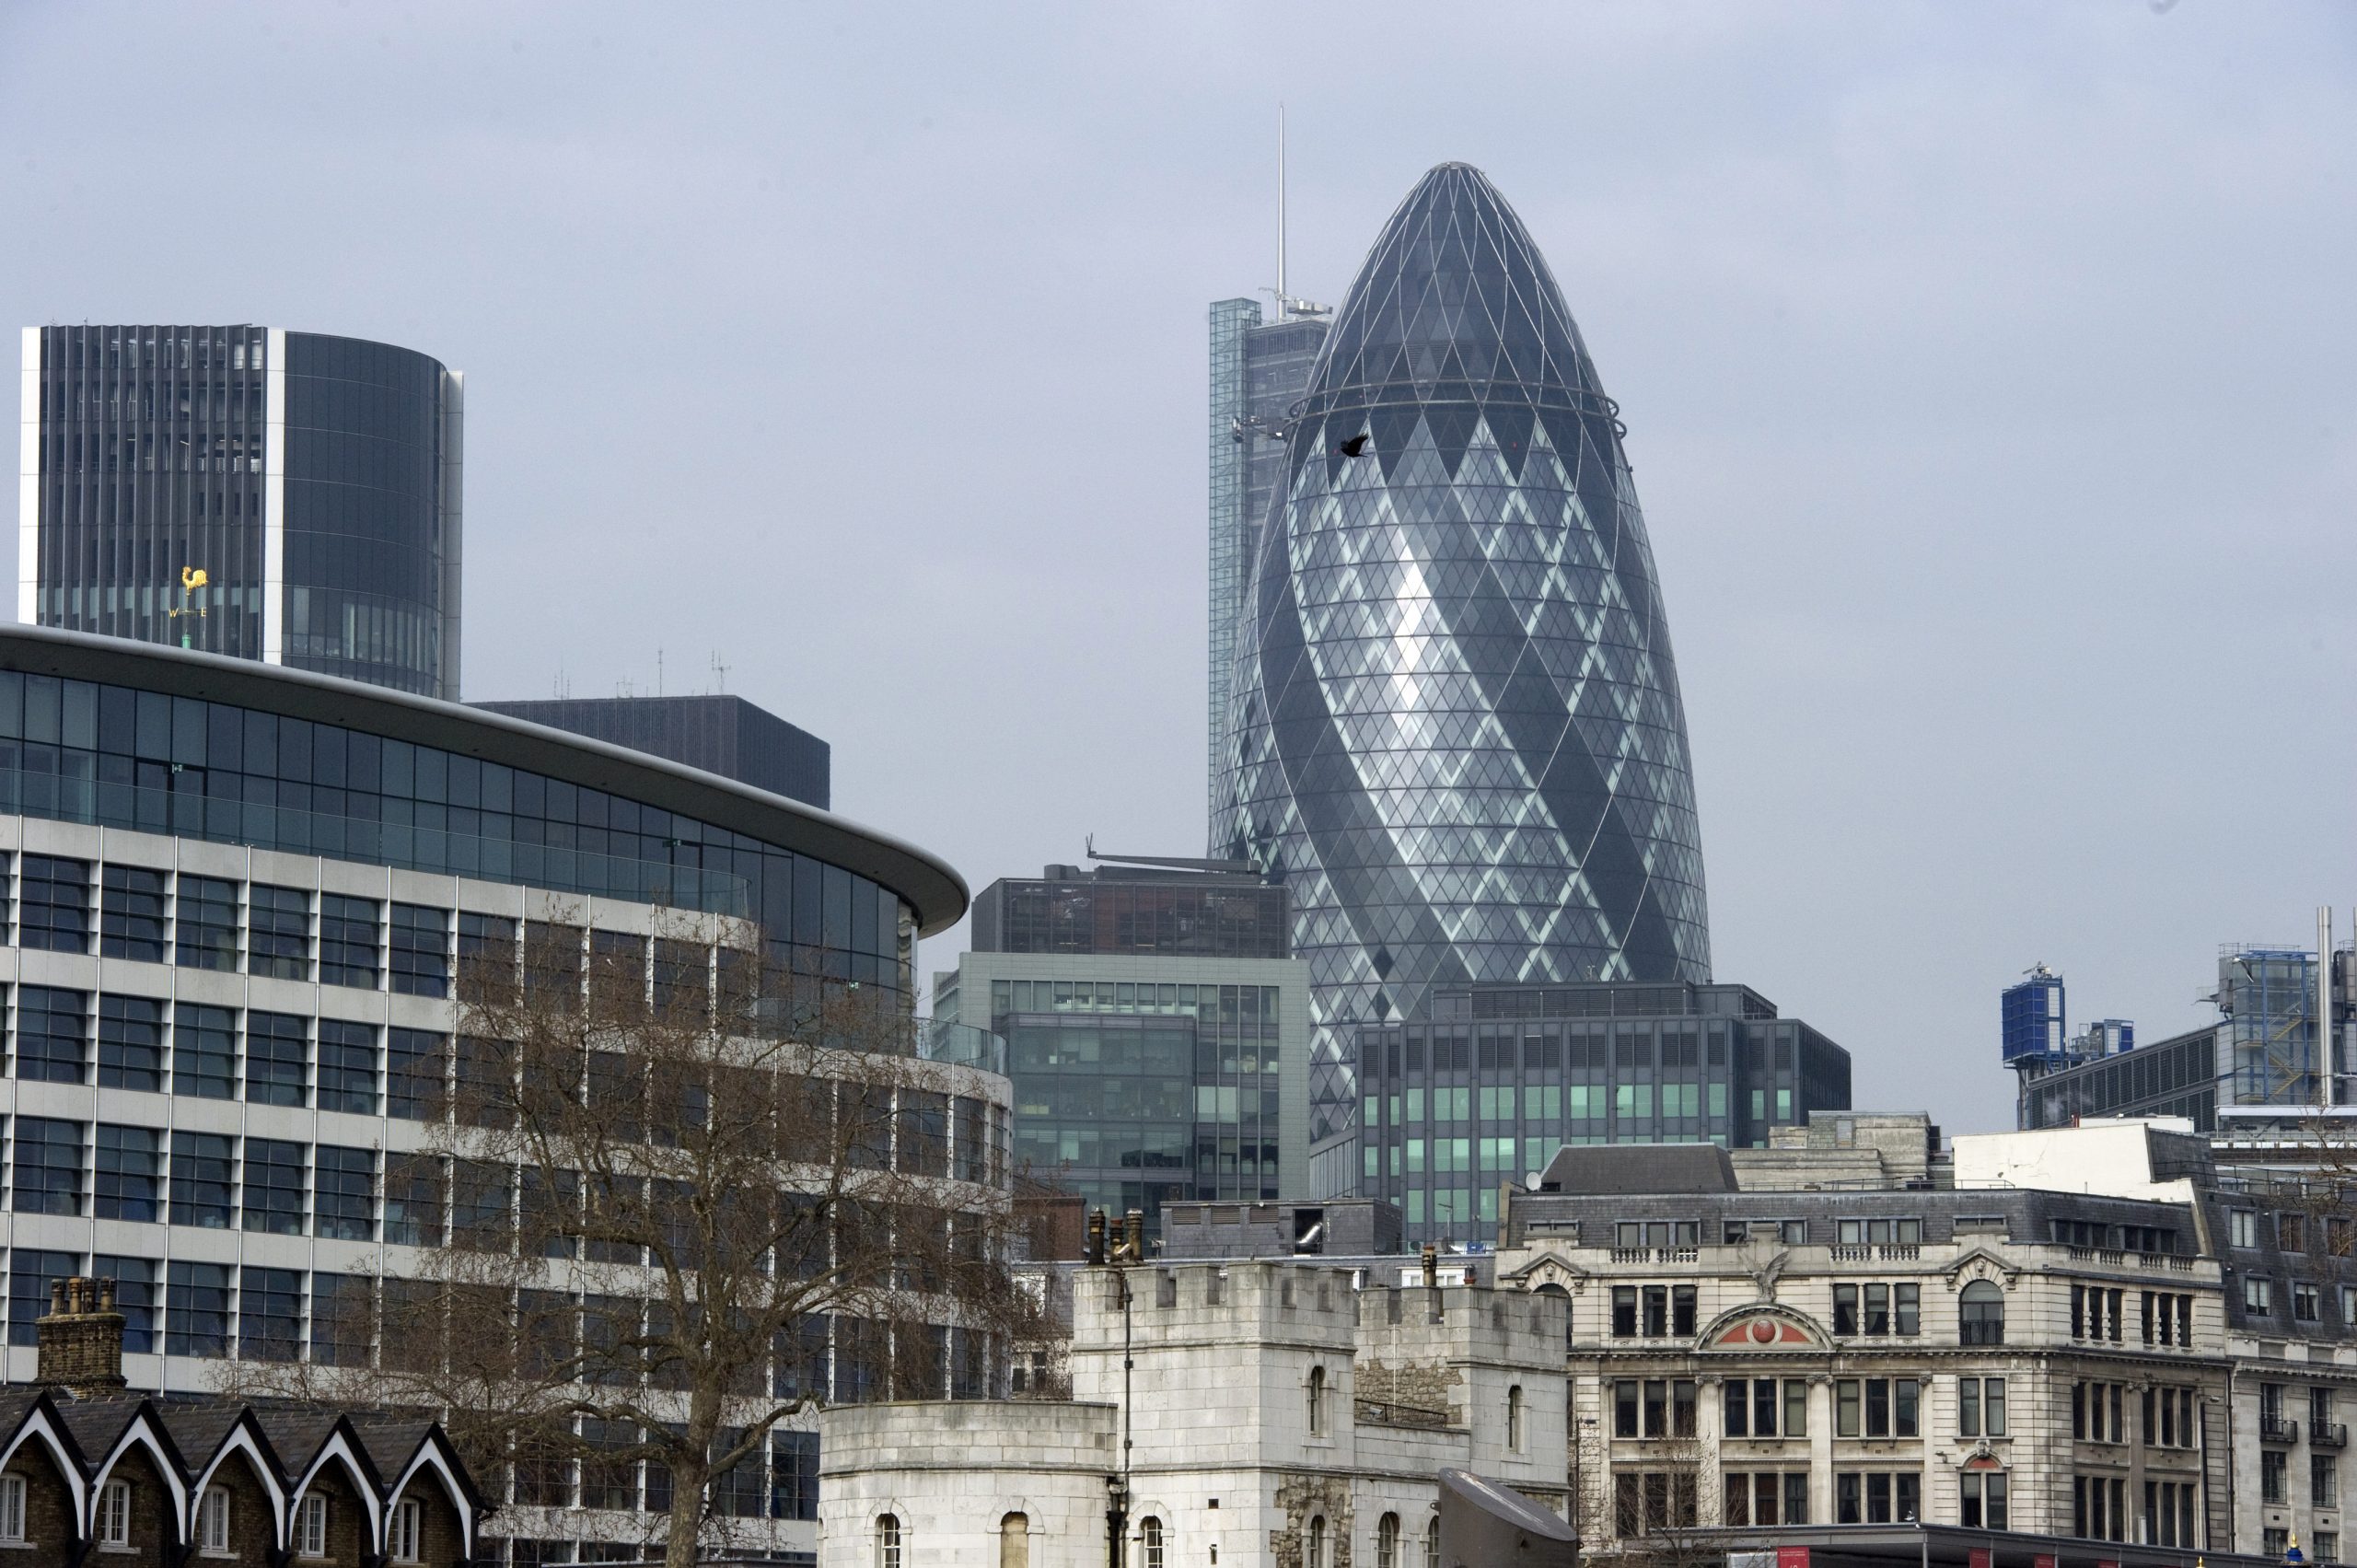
xmin=1216 ymin=163 xmax=1711 ymax=1169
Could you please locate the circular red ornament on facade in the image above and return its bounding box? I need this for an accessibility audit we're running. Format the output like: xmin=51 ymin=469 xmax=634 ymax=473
xmin=1747 ymin=1319 xmax=1777 ymax=1343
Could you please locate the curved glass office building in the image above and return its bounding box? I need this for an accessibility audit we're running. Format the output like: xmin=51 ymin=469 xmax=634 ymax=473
xmin=18 ymin=325 xmax=464 ymax=698
xmin=1218 ymin=164 xmax=1711 ymax=1165
xmin=0 ymin=623 xmax=1003 ymax=1562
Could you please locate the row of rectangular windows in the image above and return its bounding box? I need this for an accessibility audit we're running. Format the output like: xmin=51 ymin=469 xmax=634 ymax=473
xmin=0 ymin=1086 xmax=1006 ymax=1233
xmin=1 ymin=1253 xmax=988 ymax=1409
xmin=1618 ymin=1468 xmax=2226 ymax=1541
xmin=4 ymin=857 xmax=754 ymax=1000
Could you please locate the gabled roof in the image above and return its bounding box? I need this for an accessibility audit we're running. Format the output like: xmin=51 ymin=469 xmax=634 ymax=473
xmin=0 ymin=1388 xmax=488 ymax=1555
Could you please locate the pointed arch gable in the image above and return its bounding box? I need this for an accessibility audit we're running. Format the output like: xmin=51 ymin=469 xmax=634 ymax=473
xmin=89 ymin=1408 xmax=190 ymax=1543
xmin=389 ymin=1433 xmax=482 ymax=1560
xmin=291 ymin=1425 xmax=385 ymax=1551
xmin=0 ymin=1399 xmax=88 ymax=1526
xmin=188 ymin=1416 xmax=290 ymax=1548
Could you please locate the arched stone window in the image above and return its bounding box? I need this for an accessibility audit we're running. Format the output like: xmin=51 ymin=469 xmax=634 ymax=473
xmin=1376 ymin=1511 xmax=1401 ymax=1568
xmin=876 ymin=1513 xmax=903 ymax=1568
xmin=1959 ymin=1281 xmax=2005 ymax=1346
xmin=1306 ymin=1514 xmax=1328 ymax=1568
xmin=1000 ymin=1511 xmax=1029 ymax=1568
xmin=1141 ymin=1516 xmax=1165 ymax=1568
xmin=1426 ymin=1511 xmax=1441 ymax=1567
xmin=1507 ymin=1385 xmax=1526 ymax=1451
xmin=1307 ymin=1365 xmax=1328 ymax=1435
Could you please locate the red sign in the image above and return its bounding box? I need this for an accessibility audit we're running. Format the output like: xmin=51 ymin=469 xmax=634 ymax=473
xmin=2034 ymin=1556 xmax=2058 ymax=1568
xmin=1776 ymin=1550 xmax=1810 ymax=1568
xmin=1969 ymin=1551 xmax=1992 ymax=1568
xmin=2097 ymin=1560 xmax=2120 ymax=1568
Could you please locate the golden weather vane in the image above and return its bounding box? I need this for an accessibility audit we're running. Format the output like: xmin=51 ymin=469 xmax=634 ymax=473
xmin=168 ymin=566 xmax=209 ymax=648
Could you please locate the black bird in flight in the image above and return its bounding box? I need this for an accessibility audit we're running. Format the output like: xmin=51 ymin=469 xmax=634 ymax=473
xmin=1337 ymin=434 xmax=1371 ymax=457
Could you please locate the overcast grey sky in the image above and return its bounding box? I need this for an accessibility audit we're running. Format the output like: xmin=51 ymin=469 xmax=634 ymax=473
xmin=6 ymin=2 xmax=2353 ymax=1134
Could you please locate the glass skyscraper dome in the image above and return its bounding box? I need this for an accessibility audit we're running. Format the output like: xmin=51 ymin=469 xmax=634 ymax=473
xmin=1217 ymin=162 xmax=1712 ymax=1165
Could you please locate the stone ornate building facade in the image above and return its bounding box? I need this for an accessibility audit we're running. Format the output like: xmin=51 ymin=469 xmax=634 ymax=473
xmin=1492 ymin=1121 xmax=2357 ymax=1561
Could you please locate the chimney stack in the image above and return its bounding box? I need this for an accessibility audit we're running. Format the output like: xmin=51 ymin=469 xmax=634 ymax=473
xmin=38 ymin=1276 xmax=126 ymax=1398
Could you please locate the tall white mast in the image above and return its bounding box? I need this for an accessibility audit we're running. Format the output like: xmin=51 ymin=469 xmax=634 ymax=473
xmin=1277 ymin=103 xmax=1287 ymax=314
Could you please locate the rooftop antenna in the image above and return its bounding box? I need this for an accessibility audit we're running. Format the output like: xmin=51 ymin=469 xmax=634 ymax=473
xmin=1277 ymin=103 xmax=1287 ymax=314
xmin=709 ymin=650 xmax=730 ymax=695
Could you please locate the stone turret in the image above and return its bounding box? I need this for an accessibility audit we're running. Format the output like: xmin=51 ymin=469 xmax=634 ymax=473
xmin=38 ymin=1276 xmax=127 ymax=1398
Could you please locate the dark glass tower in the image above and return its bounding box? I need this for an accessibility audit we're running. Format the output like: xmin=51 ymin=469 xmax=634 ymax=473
xmin=1217 ymin=164 xmax=1712 ymax=1177
xmin=17 ymin=325 xmax=463 ymax=698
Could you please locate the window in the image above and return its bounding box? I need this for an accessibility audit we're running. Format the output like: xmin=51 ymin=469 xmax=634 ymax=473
xmin=772 ymin=1430 xmax=819 ymax=1522
xmin=1835 ymin=1470 xmax=1921 ymax=1526
xmin=169 ymin=1132 xmax=236 ymax=1227
xmin=100 ymin=865 xmax=168 ymax=960
xmin=2072 ymin=1283 xmax=2127 ymax=1341
xmin=2079 ymin=1475 xmax=2125 ymax=1545
xmin=246 ymin=1012 xmax=310 ymax=1106
xmin=1958 ymin=1376 xmax=2006 ymax=1438
xmin=98 ymin=1477 xmax=131 ymax=1547
xmin=319 ymin=895 xmax=378 ymax=988
xmin=2143 ymin=1385 xmax=2197 ymax=1448
xmin=1960 ymin=1471 xmax=2008 ymax=1530
xmin=1836 ymin=1216 xmax=1922 ymax=1246
xmin=1612 ymin=1285 xmax=1637 ymax=1336
xmin=2317 ymin=1455 xmax=2340 ymax=1509
xmin=0 ymin=1472 xmax=21 ymax=1544
xmin=1832 ymin=1282 xmax=1919 ymax=1336
xmin=242 ymin=1138 xmax=307 ymax=1234
xmin=1306 ymin=1516 xmax=1327 ymax=1568
xmin=171 ymin=1003 xmax=237 ymax=1098
xmin=296 ymin=1493 xmax=328 ymax=1557
xmin=310 ymin=1272 xmax=371 ymax=1367
xmin=2230 ymin=1209 xmax=2259 ymax=1248
xmin=197 ymin=1485 xmax=230 ymax=1553
xmin=389 ymin=1497 xmax=423 ymax=1562
xmin=14 ymin=1117 xmax=84 ymax=1214
xmin=2264 ymin=1449 xmax=2289 ymax=1505
xmin=1307 ymin=1365 xmax=1328 ymax=1435
xmin=2145 ymin=1479 xmax=2196 ymax=1547
xmin=249 ymin=885 xmax=310 ymax=979
xmin=2073 ymin=1381 xmax=2127 ymax=1444
xmin=1614 ymin=1220 xmax=1701 ymax=1249
xmin=1834 ymin=1378 xmax=1920 ymax=1438
xmin=175 ymin=877 xmax=239 ymax=970
xmin=1507 ymin=1385 xmax=1525 ymax=1450
xmin=1959 ymin=1281 xmax=2004 ymax=1345
xmin=388 ymin=1028 xmax=449 ymax=1120
xmin=1724 ymin=1378 xmax=1803 ymax=1438
xmin=1376 ymin=1514 xmax=1399 ymax=1568
xmin=2296 ymin=1283 xmax=2323 ymax=1323
xmin=315 ymin=1145 xmax=377 ymax=1240
xmin=2282 ymin=1213 xmax=2309 ymax=1252
xmin=876 ymin=1514 xmax=902 ymax=1568
xmin=390 ymin=903 xmax=450 ymax=996
xmin=20 ymin=854 xmax=90 ymax=952
xmin=17 ymin=985 xmax=88 ymax=1082
xmin=8 ymin=1253 xmax=77 ymax=1347
xmin=316 ymin=1019 xmax=377 ymax=1113
xmin=238 ymin=1266 xmax=302 ymax=1362
xmin=98 ymin=994 xmax=166 ymax=1089
xmin=1614 ymin=1378 xmax=1698 ymax=1438
xmin=2247 ymin=1276 xmax=2273 ymax=1313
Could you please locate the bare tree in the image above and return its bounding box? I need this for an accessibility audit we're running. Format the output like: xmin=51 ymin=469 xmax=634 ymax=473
xmin=230 ymin=911 xmax=1018 ymax=1567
